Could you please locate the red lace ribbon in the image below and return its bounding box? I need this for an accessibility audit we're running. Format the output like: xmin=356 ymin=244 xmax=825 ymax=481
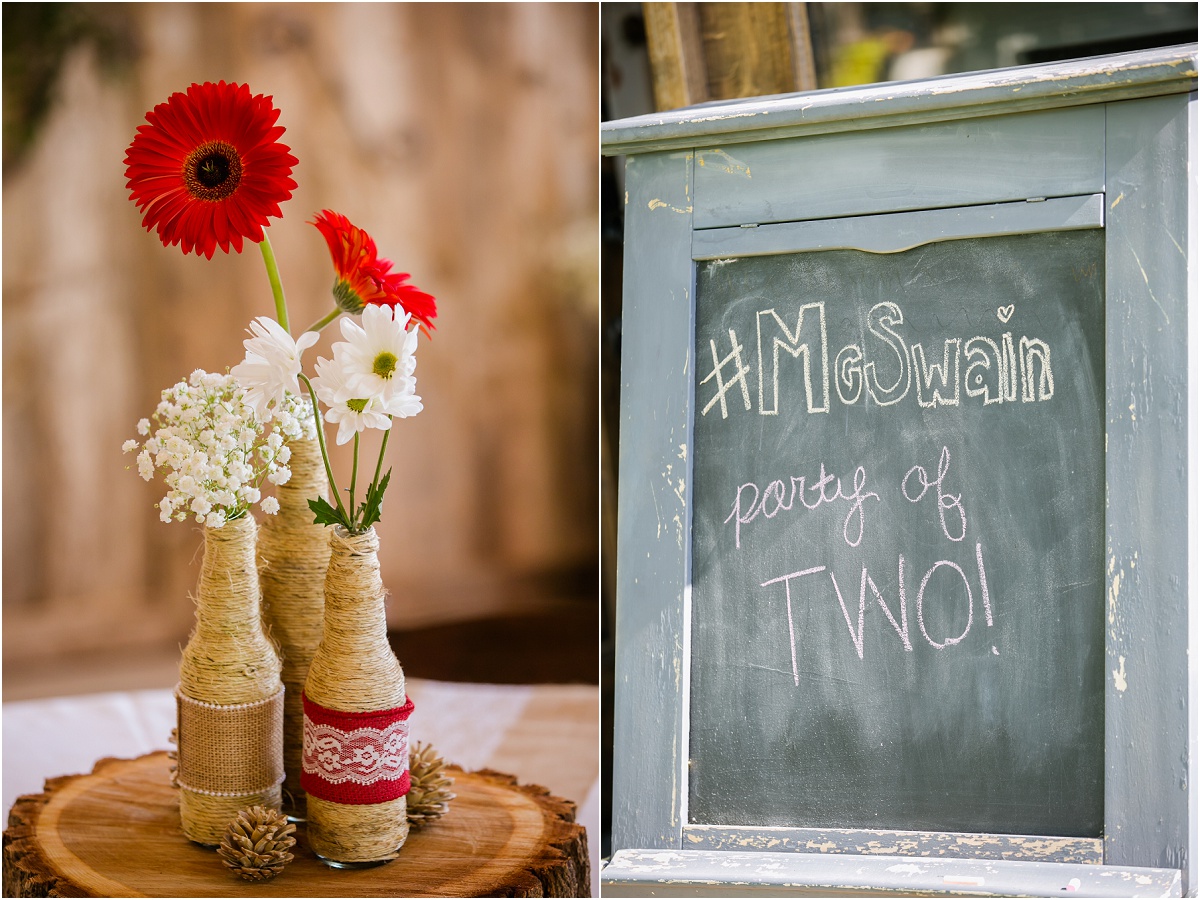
xmin=301 ymin=692 xmax=414 ymax=805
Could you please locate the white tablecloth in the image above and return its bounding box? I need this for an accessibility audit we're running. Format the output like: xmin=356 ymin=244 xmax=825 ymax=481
xmin=3 ymin=678 xmax=599 ymax=896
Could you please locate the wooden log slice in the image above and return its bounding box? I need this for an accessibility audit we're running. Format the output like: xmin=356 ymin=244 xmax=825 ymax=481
xmin=4 ymin=752 xmax=589 ymax=897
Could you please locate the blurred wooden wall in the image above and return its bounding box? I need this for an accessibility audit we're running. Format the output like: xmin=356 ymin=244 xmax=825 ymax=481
xmin=2 ymin=3 xmax=599 ymax=671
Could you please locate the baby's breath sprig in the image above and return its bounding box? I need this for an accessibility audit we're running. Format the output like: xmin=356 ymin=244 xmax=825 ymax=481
xmin=122 ymin=369 xmax=305 ymax=527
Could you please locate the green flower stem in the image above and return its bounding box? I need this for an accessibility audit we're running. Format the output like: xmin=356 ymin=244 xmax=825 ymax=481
xmin=304 ymin=306 xmax=343 ymax=334
xmin=370 ymin=422 xmax=392 ymax=495
xmin=349 ymin=431 xmax=360 ymax=525
xmin=297 ymin=372 xmax=350 ymax=526
xmin=259 ymin=231 xmax=290 ymax=334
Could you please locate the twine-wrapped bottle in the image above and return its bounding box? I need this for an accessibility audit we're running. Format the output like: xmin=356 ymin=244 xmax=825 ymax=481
xmin=176 ymin=514 xmax=284 ymax=845
xmin=302 ymin=526 xmax=413 ymax=866
xmin=258 ymin=436 xmax=331 ymax=818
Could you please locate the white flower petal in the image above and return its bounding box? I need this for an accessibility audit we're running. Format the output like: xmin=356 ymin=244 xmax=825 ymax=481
xmin=231 ymin=317 xmax=312 ymax=422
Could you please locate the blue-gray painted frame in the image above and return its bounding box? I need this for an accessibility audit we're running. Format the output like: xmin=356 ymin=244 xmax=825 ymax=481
xmin=612 ymin=147 xmax=696 ymax=853
xmin=1102 ymin=92 xmax=1196 ymax=891
xmin=689 ymin=106 xmax=1106 ymax=229
xmin=691 ymin=194 xmax=1104 ymax=259
xmin=607 ymin=45 xmax=1198 ymax=896
xmin=601 ymin=849 xmax=1182 ymax=897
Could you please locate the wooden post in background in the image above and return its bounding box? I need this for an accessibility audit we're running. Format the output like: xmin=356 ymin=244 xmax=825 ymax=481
xmin=642 ymin=2 xmax=819 ymax=111
xmin=642 ymin=3 xmax=708 ymax=110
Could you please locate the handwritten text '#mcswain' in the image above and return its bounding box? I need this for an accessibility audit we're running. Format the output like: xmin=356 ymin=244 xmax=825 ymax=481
xmin=700 ymin=300 xmax=1054 ymax=419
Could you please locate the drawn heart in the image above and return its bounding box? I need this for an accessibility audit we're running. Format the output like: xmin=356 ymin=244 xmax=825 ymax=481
xmin=997 ymin=305 xmax=1015 ymax=324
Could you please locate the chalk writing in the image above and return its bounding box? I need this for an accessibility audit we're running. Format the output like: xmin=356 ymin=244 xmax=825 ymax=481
xmin=760 ymin=543 xmax=995 ymax=676
xmin=1019 ymin=336 xmax=1054 ymax=402
xmin=902 ymin=446 xmax=967 ymax=542
xmin=699 ymin=300 xmax=1054 ymax=418
xmin=742 ymin=441 xmax=998 ymax=675
xmin=724 ymin=463 xmax=880 ymax=549
xmin=700 ymin=329 xmax=751 ymax=419
xmin=916 ymin=559 xmax=973 ymax=649
xmin=964 ymin=334 xmax=1017 ymax=404
xmin=760 ymin=566 xmax=825 ymax=686
xmin=756 ymin=306 xmax=830 ymax=415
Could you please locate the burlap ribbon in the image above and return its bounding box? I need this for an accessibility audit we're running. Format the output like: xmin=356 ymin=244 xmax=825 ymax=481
xmin=175 ymin=685 xmax=285 ymax=796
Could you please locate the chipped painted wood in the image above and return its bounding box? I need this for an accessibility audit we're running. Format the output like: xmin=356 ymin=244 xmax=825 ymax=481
xmin=1103 ymin=92 xmax=1196 ymax=892
xmin=602 ymin=849 xmax=1183 ymax=897
xmin=602 ymin=44 xmax=1197 ymax=156
xmin=611 ymin=148 xmax=697 ymax=852
xmin=683 ymin=825 xmax=1102 ymax=865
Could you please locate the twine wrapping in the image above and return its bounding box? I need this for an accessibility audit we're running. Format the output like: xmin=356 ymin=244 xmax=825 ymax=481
xmin=259 ymin=436 xmax=331 ymax=813
xmin=176 ymin=514 xmax=284 ymax=844
xmin=304 ymin=526 xmax=410 ymax=864
xmin=301 ymin=693 xmax=414 ymax=804
xmin=176 ymin=686 xmax=286 ymax=796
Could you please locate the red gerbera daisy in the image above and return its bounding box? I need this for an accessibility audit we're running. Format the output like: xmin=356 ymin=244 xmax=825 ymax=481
xmin=312 ymin=209 xmax=438 ymax=337
xmin=124 ymin=81 xmax=298 ymax=259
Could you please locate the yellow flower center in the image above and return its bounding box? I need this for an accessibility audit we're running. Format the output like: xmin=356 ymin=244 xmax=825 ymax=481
xmin=373 ymin=351 xmax=398 ymax=379
xmin=346 ymin=398 xmax=370 ymax=413
xmin=183 ymin=140 xmax=243 ymax=202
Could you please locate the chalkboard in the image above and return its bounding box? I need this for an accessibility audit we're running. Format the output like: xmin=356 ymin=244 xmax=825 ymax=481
xmin=689 ymin=229 xmax=1105 ymax=837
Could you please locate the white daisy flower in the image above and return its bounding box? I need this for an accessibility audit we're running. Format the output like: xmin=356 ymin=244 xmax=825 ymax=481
xmin=231 ymin=316 xmax=319 ymax=423
xmin=330 ymin=303 xmax=419 ymax=404
xmin=312 ymin=355 xmax=394 ymax=445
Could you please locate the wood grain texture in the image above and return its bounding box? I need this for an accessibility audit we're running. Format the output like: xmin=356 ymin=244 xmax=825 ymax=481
xmin=642 ymin=3 xmax=814 ymax=113
xmin=3 ymin=752 xmax=589 ymax=898
xmin=697 ymin=3 xmax=796 ymax=103
xmin=643 ymin=2 xmax=708 ymax=111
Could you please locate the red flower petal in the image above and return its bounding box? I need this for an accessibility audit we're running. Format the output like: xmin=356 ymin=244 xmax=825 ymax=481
xmin=310 ymin=210 xmax=438 ymax=335
xmin=124 ymin=81 xmax=296 ymax=257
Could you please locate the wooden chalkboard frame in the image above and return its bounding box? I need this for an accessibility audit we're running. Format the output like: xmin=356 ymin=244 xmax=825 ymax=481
xmin=687 ymin=209 xmax=1109 ymax=847
xmin=603 ymin=45 xmax=1197 ymax=897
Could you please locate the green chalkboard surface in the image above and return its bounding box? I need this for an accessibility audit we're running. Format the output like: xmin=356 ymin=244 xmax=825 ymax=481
xmin=689 ymin=229 xmax=1105 ymax=837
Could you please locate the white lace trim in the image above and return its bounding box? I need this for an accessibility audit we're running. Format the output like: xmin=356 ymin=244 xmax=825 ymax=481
xmin=175 ymin=684 xmax=284 ymax=711
xmin=302 ymin=716 xmax=410 ymax=784
xmin=176 ymin=780 xmax=284 ymax=797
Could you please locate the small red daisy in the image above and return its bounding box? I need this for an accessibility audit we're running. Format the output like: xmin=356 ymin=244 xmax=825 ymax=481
xmin=312 ymin=209 xmax=437 ymax=337
xmin=124 ymin=81 xmax=298 ymax=259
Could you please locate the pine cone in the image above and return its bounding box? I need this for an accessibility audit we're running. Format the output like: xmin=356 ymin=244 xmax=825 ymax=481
xmin=407 ymin=741 xmax=456 ymax=828
xmin=216 ymin=806 xmax=296 ymax=882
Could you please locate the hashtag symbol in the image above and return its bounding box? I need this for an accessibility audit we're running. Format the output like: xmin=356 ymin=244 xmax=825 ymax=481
xmin=700 ymin=329 xmax=751 ymax=419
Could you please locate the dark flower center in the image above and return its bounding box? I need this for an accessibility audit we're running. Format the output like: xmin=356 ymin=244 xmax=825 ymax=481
xmin=183 ymin=141 xmax=243 ymax=202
